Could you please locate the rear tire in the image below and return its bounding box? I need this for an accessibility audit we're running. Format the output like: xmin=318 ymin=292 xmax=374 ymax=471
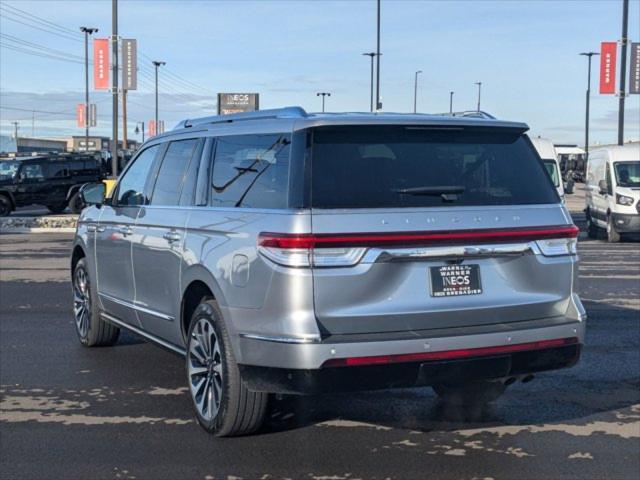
xmin=586 ymin=211 xmax=600 ymax=239
xmin=433 ymin=380 xmax=506 ymax=406
xmin=606 ymin=215 xmax=621 ymax=243
xmin=47 ymin=203 xmax=67 ymax=214
xmin=72 ymin=258 xmax=120 ymax=346
xmin=0 ymin=194 xmax=11 ymax=217
xmin=69 ymin=192 xmax=83 ymax=214
xmin=186 ymin=299 xmax=267 ymax=437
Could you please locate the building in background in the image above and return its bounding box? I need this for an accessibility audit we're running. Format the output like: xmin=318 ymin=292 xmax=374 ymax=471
xmin=68 ymin=136 xmax=137 ymax=152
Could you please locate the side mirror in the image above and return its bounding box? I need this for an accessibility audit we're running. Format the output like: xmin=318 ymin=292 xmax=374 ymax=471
xmin=79 ymin=182 xmax=106 ymax=209
xmin=598 ymin=179 xmax=608 ymax=195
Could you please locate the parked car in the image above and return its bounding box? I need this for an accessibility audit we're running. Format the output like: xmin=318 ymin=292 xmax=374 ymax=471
xmin=530 ymin=137 xmax=566 ymax=200
xmin=585 ymin=144 xmax=640 ymax=242
xmin=0 ymin=153 xmax=104 ymax=216
xmin=71 ymin=107 xmax=585 ymax=436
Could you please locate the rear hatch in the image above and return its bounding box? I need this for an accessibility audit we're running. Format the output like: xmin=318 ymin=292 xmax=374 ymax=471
xmin=306 ymin=124 xmax=577 ymax=335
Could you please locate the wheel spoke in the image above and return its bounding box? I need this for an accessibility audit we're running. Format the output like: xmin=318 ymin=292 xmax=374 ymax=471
xmin=189 ymin=341 xmax=207 ymax=365
xmin=189 ymin=365 xmax=208 ymax=376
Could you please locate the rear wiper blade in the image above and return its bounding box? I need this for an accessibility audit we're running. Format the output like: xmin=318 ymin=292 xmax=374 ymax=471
xmin=394 ymin=185 xmax=465 ymax=195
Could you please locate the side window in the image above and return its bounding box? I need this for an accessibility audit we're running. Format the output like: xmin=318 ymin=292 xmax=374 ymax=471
xmin=116 ymin=145 xmax=160 ymax=206
xmin=47 ymin=162 xmax=69 ymax=179
xmin=22 ymin=163 xmax=44 ymax=180
xmin=210 ymin=134 xmax=291 ymax=208
xmin=151 ymin=139 xmax=199 ymax=206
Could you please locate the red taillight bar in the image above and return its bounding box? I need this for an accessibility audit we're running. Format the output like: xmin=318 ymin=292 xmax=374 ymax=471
xmin=322 ymin=337 xmax=579 ymax=368
xmin=259 ymin=225 xmax=579 ymax=249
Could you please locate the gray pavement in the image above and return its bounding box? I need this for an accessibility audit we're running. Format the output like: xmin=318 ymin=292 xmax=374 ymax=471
xmin=1 ymin=196 xmax=639 ymax=480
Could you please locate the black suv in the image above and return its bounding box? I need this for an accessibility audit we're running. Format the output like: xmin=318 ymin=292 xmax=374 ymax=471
xmin=0 ymin=154 xmax=105 ymax=216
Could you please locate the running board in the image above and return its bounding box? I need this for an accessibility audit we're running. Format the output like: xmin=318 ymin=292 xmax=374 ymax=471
xmin=100 ymin=311 xmax=186 ymax=357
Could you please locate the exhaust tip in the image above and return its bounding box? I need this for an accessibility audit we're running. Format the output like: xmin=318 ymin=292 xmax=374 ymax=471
xmin=504 ymin=377 xmax=517 ymax=386
xmin=521 ymin=374 xmax=535 ymax=384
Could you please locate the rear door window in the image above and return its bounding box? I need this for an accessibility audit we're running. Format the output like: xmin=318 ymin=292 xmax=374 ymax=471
xmin=310 ymin=126 xmax=559 ymax=208
xmin=210 ymin=134 xmax=291 ymax=209
xmin=150 ymin=139 xmax=199 ymax=206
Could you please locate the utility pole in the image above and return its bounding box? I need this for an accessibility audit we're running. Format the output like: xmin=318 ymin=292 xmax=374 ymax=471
xmin=617 ymin=0 xmax=629 ymax=145
xmin=80 ymin=26 xmax=98 ymax=153
xmin=375 ymin=0 xmax=382 ymax=111
xmin=580 ymin=52 xmax=599 ymax=161
xmin=316 ymin=92 xmax=331 ymax=112
xmin=449 ymin=91 xmax=454 ymax=114
xmin=362 ymin=52 xmax=376 ymax=112
xmin=122 ymin=89 xmax=128 ymax=150
xmin=475 ymin=81 xmax=482 ymax=112
xmin=153 ymin=61 xmax=166 ymax=133
xmin=32 ymin=110 xmax=35 ymax=136
xmin=111 ymin=0 xmax=118 ymax=176
xmin=413 ymin=70 xmax=422 ymax=113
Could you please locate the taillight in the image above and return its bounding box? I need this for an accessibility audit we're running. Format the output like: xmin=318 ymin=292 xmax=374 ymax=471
xmin=258 ymin=225 xmax=579 ymax=267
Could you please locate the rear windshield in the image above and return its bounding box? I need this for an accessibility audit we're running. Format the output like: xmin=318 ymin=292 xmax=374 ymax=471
xmin=310 ymin=126 xmax=559 ymax=209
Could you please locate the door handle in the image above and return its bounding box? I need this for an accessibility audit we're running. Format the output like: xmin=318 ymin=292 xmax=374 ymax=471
xmin=163 ymin=231 xmax=181 ymax=243
xmin=118 ymin=226 xmax=133 ymax=236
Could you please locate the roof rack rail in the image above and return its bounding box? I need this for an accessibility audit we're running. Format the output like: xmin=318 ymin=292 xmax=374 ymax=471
xmin=437 ymin=110 xmax=496 ymax=120
xmin=177 ymin=106 xmax=308 ymax=130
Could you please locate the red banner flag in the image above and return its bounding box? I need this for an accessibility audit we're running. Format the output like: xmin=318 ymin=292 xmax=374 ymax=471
xmin=93 ymin=38 xmax=110 ymax=90
xmin=77 ymin=104 xmax=86 ymax=128
xmin=599 ymin=42 xmax=617 ymax=95
xmin=148 ymin=120 xmax=156 ymax=137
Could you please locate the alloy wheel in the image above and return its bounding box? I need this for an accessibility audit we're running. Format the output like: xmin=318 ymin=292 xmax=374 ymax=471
xmin=188 ymin=318 xmax=223 ymax=421
xmin=73 ymin=265 xmax=91 ymax=338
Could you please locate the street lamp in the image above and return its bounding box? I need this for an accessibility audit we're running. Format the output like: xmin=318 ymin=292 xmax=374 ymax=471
xmin=152 ymin=60 xmax=166 ymax=134
xmin=375 ymin=0 xmax=382 ymax=110
xmin=317 ymin=92 xmax=331 ymax=113
xmin=134 ymin=121 xmax=145 ymax=143
xmin=80 ymin=27 xmax=98 ymax=152
xmin=474 ymin=81 xmax=482 ymax=112
xmin=362 ymin=52 xmax=379 ymax=112
xmin=580 ymin=52 xmax=599 ymax=161
xmin=449 ymin=91 xmax=454 ymax=114
xmin=413 ymin=70 xmax=422 ymax=113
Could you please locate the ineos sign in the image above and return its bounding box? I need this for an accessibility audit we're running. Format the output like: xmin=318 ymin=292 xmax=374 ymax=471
xmin=217 ymin=93 xmax=259 ymax=115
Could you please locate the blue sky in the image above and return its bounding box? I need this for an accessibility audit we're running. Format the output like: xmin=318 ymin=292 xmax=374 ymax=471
xmin=1 ymin=0 xmax=639 ymax=145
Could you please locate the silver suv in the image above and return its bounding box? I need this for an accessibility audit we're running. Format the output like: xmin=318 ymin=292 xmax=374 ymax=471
xmin=71 ymin=107 xmax=585 ymax=436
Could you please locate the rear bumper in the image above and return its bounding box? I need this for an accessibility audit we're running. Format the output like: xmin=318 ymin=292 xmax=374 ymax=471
xmin=239 ymin=343 xmax=581 ymax=395
xmin=611 ymin=212 xmax=640 ymax=233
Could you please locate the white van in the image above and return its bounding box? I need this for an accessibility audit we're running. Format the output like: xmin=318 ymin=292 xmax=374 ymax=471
xmin=585 ymin=144 xmax=640 ymax=242
xmin=531 ymin=137 xmax=565 ymax=201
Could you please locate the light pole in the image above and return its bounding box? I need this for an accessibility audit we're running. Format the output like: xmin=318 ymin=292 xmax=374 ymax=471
xmin=449 ymin=91 xmax=454 ymax=114
xmin=413 ymin=70 xmax=422 ymax=113
xmin=153 ymin=61 xmax=166 ymax=135
xmin=135 ymin=122 xmax=145 ymax=144
xmin=580 ymin=52 xmax=599 ymax=161
xmin=362 ymin=52 xmax=377 ymax=112
xmin=80 ymin=27 xmax=98 ymax=153
xmin=375 ymin=0 xmax=382 ymax=110
xmin=111 ymin=0 xmax=118 ymax=176
xmin=474 ymin=81 xmax=482 ymax=112
xmin=317 ymin=92 xmax=331 ymax=112
xmin=617 ymin=0 xmax=629 ymax=145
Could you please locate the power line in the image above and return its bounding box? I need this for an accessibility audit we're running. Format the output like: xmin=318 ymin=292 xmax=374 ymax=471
xmin=0 ymin=42 xmax=84 ymax=64
xmin=0 ymin=9 xmax=83 ymax=43
xmin=1 ymin=2 xmax=81 ymax=36
xmin=0 ymin=33 xmax=85 ymax=61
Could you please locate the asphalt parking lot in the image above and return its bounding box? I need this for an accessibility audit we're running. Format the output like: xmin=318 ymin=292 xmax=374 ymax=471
xmin=1 ymin=190 xmax=639 ymax=480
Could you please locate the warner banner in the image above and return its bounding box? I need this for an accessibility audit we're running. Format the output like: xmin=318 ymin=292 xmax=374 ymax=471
xmin=630 ymin=43 xmax=640 ymax=95
xmin=93 ymin=38 xmax=109 ymax=90
xmin=122 ymin=39 xmax=138 ymax=90
xmin=599 ymin=41 xmax=617 ymax=95
xmin=76 ymin=104 xmax=86 ymax=128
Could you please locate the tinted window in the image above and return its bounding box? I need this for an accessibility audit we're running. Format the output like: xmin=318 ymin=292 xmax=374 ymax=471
xmin=116 ymin=145 xmax=159 ymax=206
xmin=151 ymin=139 xmax=199 ymax=206
xmin=22 ymin=163 xmax=44 ymax=180
xmin=210 ymin=134 xmax=291 ymax=208
xmin=311 ymin=126 xmax=558 ymax=208
xmin=542 ymin=160 xmax=559 ymax=187
xmin=47 ymin=162 xmax=69 ymax=178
